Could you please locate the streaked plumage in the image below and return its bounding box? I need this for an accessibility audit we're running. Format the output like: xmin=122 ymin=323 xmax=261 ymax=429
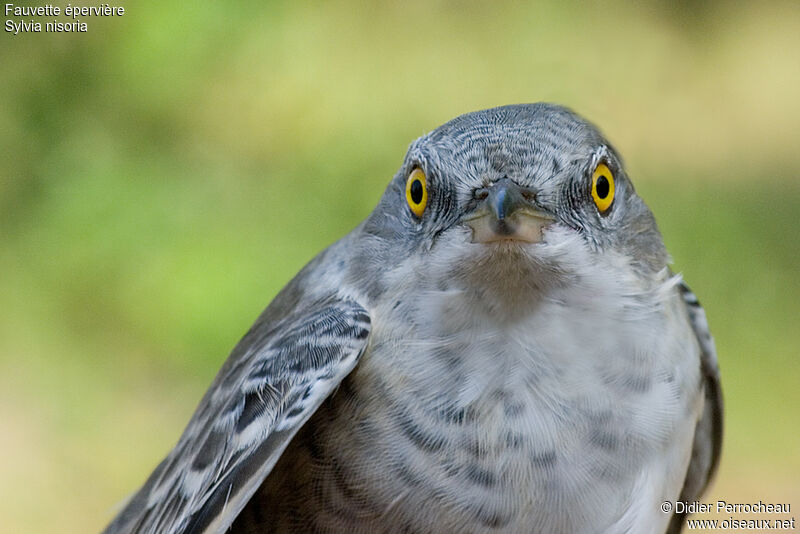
xmin=104 ymin=104 xmax=722 ymax=534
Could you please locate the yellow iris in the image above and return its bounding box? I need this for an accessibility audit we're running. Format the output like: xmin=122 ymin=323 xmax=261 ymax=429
xmin=591 ymin=162 xmax=615 ymax=213
xmin=405 ymin=168 xmax=428 ymax=217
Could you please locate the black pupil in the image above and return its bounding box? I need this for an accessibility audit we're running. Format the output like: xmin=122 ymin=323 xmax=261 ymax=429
xmin=410 ymin=179 xmax=424 ymax=204
xmin=596 ymin=175 xmax=610 ymax=199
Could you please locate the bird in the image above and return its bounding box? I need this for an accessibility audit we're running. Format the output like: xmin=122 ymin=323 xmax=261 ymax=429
xmin=103 ymin=103 xmax=722 ymax=534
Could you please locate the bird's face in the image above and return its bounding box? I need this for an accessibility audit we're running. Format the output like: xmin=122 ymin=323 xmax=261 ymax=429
xmin=360 ymin=104 xmax=668 ymax=311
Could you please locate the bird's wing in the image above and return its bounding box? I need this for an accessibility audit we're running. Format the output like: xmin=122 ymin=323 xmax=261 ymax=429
xmin=103 ymin=295 xmax=371 ymax=534
xmin=667 ymin=280 xmax=723 ymax=534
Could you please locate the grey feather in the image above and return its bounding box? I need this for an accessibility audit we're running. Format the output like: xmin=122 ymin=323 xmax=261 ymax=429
xmin=667 ymin=281 xmax=723 ymax=534
xmin=103 ymin=287 xmax=370 ymax=534
xmin=104 ymin=103 xmax=721 ymax=534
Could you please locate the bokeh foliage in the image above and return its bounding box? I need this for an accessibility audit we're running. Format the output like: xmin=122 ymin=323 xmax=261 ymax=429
xmin=1 ymin=1 xmax=798 ymax=532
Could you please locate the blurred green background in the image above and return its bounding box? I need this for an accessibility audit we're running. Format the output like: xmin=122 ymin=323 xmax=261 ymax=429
xmin=1 ymin=1 xmax=799 ymax=532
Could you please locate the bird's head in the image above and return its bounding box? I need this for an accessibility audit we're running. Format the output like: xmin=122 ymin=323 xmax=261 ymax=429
xmin=357 ymin=104 xmax=668 ymax=315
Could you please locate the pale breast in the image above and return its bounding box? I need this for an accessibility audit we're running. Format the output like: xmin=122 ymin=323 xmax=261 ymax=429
xmin=237 ymin=278 xmax=702 ymax=533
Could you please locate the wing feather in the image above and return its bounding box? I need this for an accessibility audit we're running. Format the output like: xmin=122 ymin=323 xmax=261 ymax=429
xmin=668 ymin=280 xmax=723 ymax=533
xmin=103 ymin=296 xmax=371 ymax=534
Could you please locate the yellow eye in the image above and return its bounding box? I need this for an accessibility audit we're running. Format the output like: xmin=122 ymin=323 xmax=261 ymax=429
xmin=591 ymin=162 xmax=615 ymax=213
xmin=405 ymin=167 xmax=428 ymax=217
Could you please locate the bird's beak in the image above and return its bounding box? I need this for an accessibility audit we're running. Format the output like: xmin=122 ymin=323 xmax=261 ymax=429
xmin=462 ymin=179 xmax=555 ymax=244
